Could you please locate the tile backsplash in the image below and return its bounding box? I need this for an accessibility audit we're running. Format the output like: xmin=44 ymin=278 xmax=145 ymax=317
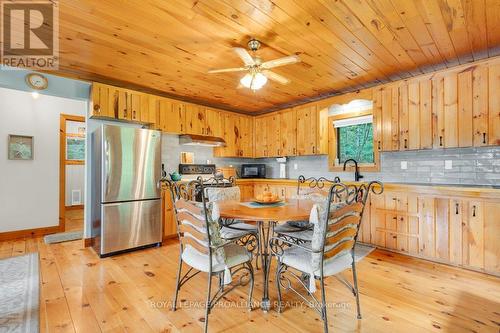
xmin=162 ymin=134 xmax=500 ymax=185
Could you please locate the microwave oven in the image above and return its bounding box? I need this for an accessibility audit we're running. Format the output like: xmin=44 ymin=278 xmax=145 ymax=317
xmin=241 ymin=164 xmax=266 ymax=178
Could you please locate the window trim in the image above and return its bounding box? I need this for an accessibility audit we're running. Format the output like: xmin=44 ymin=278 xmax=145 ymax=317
xmin=328 ymin=109 xmax=380 ymax=172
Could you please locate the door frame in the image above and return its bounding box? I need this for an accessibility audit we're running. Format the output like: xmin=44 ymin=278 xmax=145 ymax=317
xmin=59 ymin=114 xmax=86 ymax=231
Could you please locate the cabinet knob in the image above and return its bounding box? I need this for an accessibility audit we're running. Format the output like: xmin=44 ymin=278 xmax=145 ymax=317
xmin=472 ymin=205 xmax=476 ymax=217
xmin=93 ymin=104 xmax=100 ymax=113
xmin=455 ymin=203 xmax=459 ymax=215
xmin=404 ymin=139 xmax=408 ymax=149
xmin=377 ymin=141 xmax=381 ymax=150
xmin=312 ymin=146 xmax=316 ymax=154
xmin=483 ymin=132 xmax=486 ymax=144
xmin=439 ymin=136 xmax=443 ymax=147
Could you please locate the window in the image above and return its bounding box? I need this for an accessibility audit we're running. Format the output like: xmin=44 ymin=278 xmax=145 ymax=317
xmin=335 ymin=116 xmax=374 ymax=164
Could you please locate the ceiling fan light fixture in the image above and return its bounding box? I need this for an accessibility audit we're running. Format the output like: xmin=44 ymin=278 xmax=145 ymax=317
xmin=240 ymin=72 xmax=267 ymax=90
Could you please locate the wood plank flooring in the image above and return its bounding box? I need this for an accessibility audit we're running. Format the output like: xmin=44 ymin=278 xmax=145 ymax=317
xmin=0 ymin=236 xmax=499 ymax=333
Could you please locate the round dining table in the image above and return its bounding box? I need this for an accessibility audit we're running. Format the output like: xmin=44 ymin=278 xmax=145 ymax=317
xmin=218 ymin=199 xmax=314 ymax=311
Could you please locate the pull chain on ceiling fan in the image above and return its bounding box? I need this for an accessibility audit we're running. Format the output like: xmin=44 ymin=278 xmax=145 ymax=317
xmin=208 ymin=39 xmax=301 ymax=91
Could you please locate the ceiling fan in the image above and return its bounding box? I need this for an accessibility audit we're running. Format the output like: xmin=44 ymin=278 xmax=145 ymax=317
xmin=208 ymin=39 xmax=301 ymax=91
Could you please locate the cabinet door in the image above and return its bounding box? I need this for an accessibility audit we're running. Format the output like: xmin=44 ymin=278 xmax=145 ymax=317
xmin=434 ymin=198 xmax=450 ymax=261
xmin=463 ymin=201 xmax=484 ymax=269
xmin=443 ymin=73 xmax=459 ymax=148
xmin=238 ymin=185 xmax=254 ymax=201
xmin=370 ymin=193 xmax=386 ymax=247
xmin=399 ymin=83 xmax=410 ymax=150
xmin=280 ymin=108 xmax=297 ymax=156
xmin=381 ymin=86 xmax=399 ymax=151
xmin=419 ymin=80 xmax=433 ymax=149
xmin=449 ymin=198 xmax=464 ymax=265
xmin=205 ymin=108 xmax=224 ymax=137
xmin=129 ymin=91 xmax=142 ymax=122
xmin=219 ymin=113 xmax=239 ymax=157
xmin=472 ymin=65 xmax=489 ymax=146
xmin=254 ymin=117 xmax=267 ymax=158
xmin=266 ymin=114 xmax=281 ymax=157
xmin=418 ymin=197 xmax=435 ymax=258
xmin=162 ymin=190 xmax=177 ymax=239
xmin=147 ymin=95 xmax=161 ymax=130
xmin=117 ymin=89 xmax=131 ymax=121
xmin=458 ymin=70 xmax=473 ymax=147
xmin=296 ymin=105 xmax=318 ymax=155
xmin=90 ymin=83 xmax=113 ymax=119
xmin=239 ymin=115 xmax=254 ymax=157
xmin=488 ymin=62 xmax=500 ymax=145
xmin=484 ymin=201 xmax=500 ymax=273
xmin=432 ymin=76 xmax=445 ymax=148
xmin=372 ymin=87 xmax=383 ymax=153
xmin=185 ymin=104 xmax=206 ymax=135
xmin=139 ymin=94 xmax=152 ymax=124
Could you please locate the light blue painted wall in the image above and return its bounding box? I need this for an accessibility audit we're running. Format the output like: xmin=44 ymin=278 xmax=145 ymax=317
xmin=0 ymin=66 xmax=90 ymax=100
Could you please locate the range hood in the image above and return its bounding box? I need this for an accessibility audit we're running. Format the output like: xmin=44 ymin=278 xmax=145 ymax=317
xmin=179 ymin=134 xmax=226 ymax=147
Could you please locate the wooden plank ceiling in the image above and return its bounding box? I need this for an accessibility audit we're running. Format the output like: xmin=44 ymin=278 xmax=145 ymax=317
xmin=55 ymin=0 xmax=499 ymax=113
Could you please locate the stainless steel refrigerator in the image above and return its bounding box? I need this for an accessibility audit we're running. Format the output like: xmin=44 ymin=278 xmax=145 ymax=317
xmin=91 ymin=125 xmax=162 ymax=257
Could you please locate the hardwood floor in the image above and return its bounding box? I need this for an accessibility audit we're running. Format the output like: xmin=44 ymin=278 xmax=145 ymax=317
xmin=0 ymin=236 xmax=499 ymax=332
xmin=64 ymin=208 xmax=84 ymax=232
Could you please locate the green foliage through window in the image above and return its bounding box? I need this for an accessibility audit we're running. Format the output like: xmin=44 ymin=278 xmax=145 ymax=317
xmin=337 ymin=123 xmax=374 ymax=164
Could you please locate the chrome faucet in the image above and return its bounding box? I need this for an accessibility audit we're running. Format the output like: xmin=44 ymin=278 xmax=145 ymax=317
xmin=343 ymin=159 xmax=363 ymax=182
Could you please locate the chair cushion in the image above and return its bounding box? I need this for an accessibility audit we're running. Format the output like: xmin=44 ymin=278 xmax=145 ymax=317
xmin=220 ymin=226 xmax=256 ymax=240
xmin=182 ymin=243 xmax=252 ymax=273
xmin=206 ymin=187 xmax=241 ymax=202
xmin=281 ymin=246 xmax=353 ymax=277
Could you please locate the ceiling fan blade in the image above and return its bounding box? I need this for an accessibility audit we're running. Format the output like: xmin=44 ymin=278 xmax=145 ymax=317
xmin=261 ymin=55 xmax=301 ymax=69
xmin=234 ymin=47 xmax=255 ymax=66
xmin=262 ymin=70 xmax=290 ymax=85
xmin=208 ymin=67 xmax=247 ymax=74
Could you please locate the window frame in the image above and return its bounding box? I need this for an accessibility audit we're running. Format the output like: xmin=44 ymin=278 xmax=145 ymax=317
xmin=328 ymin=109 xmax=380 ymax=172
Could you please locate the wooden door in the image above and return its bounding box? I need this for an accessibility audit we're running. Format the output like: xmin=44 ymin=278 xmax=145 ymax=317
xmin=419 ymin=80 xmax=433 ymax=149
xmin=239 ymin=115 xmax=254 ymax=157
xmin=457 ymin=70 xmax=473 ymax=147
xmin=434 ymin=198 xmax=450 ymax=261
xmin=399 ymin=83 xmax=410 ymax=150
xmin=129 ymin=91 xmax=142 ymax=122
xmin=483 ymin=201 xmax=500 ymax=273
xmin=147 ymin=95 xmax=161 ymax=130
xmin=184 ymin=104 xmax=206 ymax=135
xmin=463 ymin=201 xmax=484 ymax=269
xmin=418 ymin=197 xmax=435 ymax=258
xmin=449 ymin=198 xmax=464 ymax=265
xmin=205 ymin=108 xmax=224 ymax=137
xmin=381 ymin=86 xmax=399 ymax=151
xmin=279 ymin=108 xmax=297 ymax=156
xmin=162 ymin=190 xmax=177 ymax=239
xmin=254 ymin=117 xmax=267 ymax=158
xmin=160 ymin=98 xmax=184 ymax=134
xmin=296 ymin=105 xmax=318 ymax=155
xmin=266 ymin=114 xmax=281 ymax=157
xmin=443 ymin=73 xmax=459 ymax=148
xmin=117 ymin=89 xmax=131 ymax=121
xmin=372 ymin=87 xmax=383 ymax=153
xmin=90 ymin=83 xmax=114 ymax=119
xmin=472 ymin=65 xmax=489 ymax=146
xmin=488 ymin=62 xmax=500 ymax=145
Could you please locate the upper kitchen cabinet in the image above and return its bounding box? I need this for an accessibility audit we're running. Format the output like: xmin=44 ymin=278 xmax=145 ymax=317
xmin=295 ymin=104 xmax=328 ymax=156
xmin=279 ymin=108 xmax=297 ymax=156
xmin=205 ymin=108 xmax=224 ymax=138
xmin=489 ymin=63 xmax=500 ymax=145
xmin=214 ymin=113 xmax=253 ymax=158
xmin=184 ymin=104 xmax=206 ymax=135
xmin=90 ymin=83 xmax=116 ymax=119
xmin=158 ymin=98 xmax=185 ymax=134
xmin=254 ymin=113 xmax=280 ymax=157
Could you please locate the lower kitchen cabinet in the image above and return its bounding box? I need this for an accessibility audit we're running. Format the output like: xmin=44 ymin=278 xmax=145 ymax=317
xmin=369 ymin=190 xmax=500 ymax=275
xmin=161 ymin=190 xmax=177 ymax=239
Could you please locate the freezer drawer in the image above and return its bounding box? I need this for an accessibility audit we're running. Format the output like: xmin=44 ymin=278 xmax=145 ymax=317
xmin=100 ymin=199 xmax=162 ymax=255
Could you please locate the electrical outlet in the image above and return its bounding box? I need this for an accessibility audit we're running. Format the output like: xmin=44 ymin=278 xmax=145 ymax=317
xmin=445 ymin=160 xmax=453 ymax=170
xmin=293 ymin=163 xmax=298 ymax=170
xmin=401 ymin=161 xmax=408 ymax=170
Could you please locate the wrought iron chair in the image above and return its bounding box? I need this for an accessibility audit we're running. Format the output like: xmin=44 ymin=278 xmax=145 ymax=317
xmin=166 ymin=178 xmax=254 ymax=333
xmin=271 ymin=181 xmax=383 ymax=333
xmin=274 ymin=175 xmax=341 ymax=243
xmin=202 ymin=176 xmax=261 ymax=269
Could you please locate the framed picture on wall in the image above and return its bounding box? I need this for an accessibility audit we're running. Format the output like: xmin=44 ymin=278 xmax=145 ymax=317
xmin=66 ymin=134 xmax=85 ymax=163
xmin=8 ymin=134 xmax=34 ymax=160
